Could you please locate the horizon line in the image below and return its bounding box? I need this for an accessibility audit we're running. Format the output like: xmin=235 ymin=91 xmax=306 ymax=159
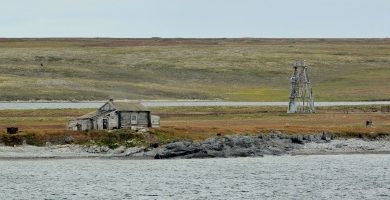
xmin=1 ymin=37 xmax=390 ymax=39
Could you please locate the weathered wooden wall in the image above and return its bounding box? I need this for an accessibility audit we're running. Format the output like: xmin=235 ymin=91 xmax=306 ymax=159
xmin=68 ymin=119 xmax=92 ymax=131
xmin=96 ymin=111 xmax=118 ymax=129
xmin=69 ymin=109 xmax=153 ymax=131
xmin=120 ymin=111 xmax=150 ymax=128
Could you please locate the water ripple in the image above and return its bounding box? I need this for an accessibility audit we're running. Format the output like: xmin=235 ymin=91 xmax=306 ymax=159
xmin=0 ymin=155 xmax=389 ymax=199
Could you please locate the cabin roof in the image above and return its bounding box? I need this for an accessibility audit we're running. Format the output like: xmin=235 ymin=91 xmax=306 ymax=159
xmin=77 ymin=111 xmax=99 ymax=119
xmin=77 ymin=101 xmax=149 ymax=119
xmin=108 ymin=101 xmax=149 ymax=111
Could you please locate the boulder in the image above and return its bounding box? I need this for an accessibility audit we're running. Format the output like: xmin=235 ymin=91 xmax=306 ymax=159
xmin=112 ymin=146 xmax=126 ymax=154
xmin=100 ymin=146 xmax=110 ymax=153
xmin=131 ymin=150 xmax=146 ymax=157
xmin=224 ymin=146 xmax=256 ymax=157
xmin=313 ymin=134 xmax=322 ymax=141
xmin=182 ymin=150 xmax=210 ymax=159
xmin=64 ymin=136 xmax=74 ymax=144
xmin=137 ymin=128 xmax=150 ymax=137
xmin=203 ymin=149 xmax=226 ymax=158
xmin=144 ymin=148 xmax=163 ymax=157
xmin=264 ymin=146 xmax=285 ymax=155
xmin=291 ymin=135 xmax=305 ymax=144
xmin=202 ymin=138 xmax=224 ymax=151
xmin=124 ymin=147 xmax=143 ymax=156
xmin=228 ymin=135 xmax=254 ymax=148
xmin=45 ymin=141 xmax=52 ymax=147
xmin=321 ymin=132 xmax=332 ymax=142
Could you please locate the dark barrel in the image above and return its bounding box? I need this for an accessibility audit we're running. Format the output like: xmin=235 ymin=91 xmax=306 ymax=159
xmin=6 ymin=127 xmax=18 ymax=134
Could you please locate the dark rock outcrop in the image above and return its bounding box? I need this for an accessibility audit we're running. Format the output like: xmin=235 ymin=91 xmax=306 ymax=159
xmin=154 ymin=133 xmax=333 ymax=159
xmin=154 ymin=141 xmax=202 ymax=159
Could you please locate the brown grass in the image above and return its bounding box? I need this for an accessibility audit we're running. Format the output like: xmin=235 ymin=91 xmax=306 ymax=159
xmin=153 ymin=106 xmax=390 ymax=140
xmin=0 ymin=107 xmax=389 ymax=144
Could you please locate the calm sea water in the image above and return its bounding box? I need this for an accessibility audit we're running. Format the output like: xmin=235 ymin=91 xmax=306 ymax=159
xmin=0 ymin=155 xmax=389 ymax=199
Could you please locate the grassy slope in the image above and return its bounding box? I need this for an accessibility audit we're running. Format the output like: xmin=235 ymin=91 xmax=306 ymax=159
xmin=0 ymin=38 xmax=389 ymax=101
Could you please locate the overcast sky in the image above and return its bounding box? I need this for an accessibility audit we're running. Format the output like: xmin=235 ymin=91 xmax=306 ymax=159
xmin=1 ymin=0 xmax=389 ymax=38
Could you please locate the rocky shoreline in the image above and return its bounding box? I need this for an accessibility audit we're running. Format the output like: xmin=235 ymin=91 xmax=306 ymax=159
xmin=1 ymin=133 xmax=389 ymax=159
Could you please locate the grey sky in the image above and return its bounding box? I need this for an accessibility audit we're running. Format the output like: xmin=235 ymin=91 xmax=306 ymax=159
xmin=1 ymin=0 xmax=389 ymax=38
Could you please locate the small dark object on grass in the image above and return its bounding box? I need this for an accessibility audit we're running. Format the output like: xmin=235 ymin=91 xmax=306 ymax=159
xmin=6 ymin=127 xmax=18 ymax=134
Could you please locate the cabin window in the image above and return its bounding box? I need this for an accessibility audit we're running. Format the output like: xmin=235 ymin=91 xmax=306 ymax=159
xmin=131 ymin=114 xmax=138 ymax=124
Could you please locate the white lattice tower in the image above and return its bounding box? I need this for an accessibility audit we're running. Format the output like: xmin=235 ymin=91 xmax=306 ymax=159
xmin=287 ymin=60 xmax=315 ymax=113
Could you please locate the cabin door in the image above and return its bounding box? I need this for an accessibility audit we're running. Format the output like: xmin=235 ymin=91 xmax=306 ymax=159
xmin=131 ymin=113 xmax=138 ymax=125
xmin=103 ymin=118 xmax=108 ymax=129
xmin=76 ymin=123 xmax=82 ymax=131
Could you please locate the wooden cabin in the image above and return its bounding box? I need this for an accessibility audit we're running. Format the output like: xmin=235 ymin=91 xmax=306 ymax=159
xmin=68 ymin=100 xmax=160 ymax=131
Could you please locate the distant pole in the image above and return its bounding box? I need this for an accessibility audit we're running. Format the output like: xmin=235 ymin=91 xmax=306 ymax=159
xmin=287 ymin=60 xmax=315 ymax=113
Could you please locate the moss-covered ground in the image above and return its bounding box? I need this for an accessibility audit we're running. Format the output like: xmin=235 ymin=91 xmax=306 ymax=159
xmin=0 ymin=38 xmax=389 ymax=101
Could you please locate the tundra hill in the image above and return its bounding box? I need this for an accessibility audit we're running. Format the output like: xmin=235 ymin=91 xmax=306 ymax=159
xmin=0 ymin=38 xmax=389 ymax=101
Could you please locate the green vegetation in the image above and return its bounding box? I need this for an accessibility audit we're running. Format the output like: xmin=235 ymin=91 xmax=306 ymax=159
xmin=0 ymin=129 xmax=172 ymax=148
xmin=75 ymin=129 xmax=164 ymax=149
xmin=0 ymin=38 xmax=389 ymax=101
